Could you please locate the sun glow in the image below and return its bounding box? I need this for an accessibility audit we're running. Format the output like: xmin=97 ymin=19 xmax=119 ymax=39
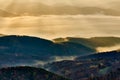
xmin=97 ymin=45 xmax=120 ymax=52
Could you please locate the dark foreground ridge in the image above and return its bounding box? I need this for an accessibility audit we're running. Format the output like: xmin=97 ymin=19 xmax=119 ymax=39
xmin=0 ymin=66 xmax=70 ymax=80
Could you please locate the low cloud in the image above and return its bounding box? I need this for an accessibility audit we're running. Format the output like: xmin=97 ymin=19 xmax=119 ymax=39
xmin=0 ymin=15 xmax=120 ymax=39
xmin=96 ymin=45 xmax=120 ymax=52
xmin=33 ymin=56 xmax=76 ymax=67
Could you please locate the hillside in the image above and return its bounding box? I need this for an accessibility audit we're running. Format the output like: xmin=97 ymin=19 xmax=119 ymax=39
xmin=0 ymin=35 xmax=94 ymax=67
xmin=53 ymin=37 xmax=120 ymax=50
xmin=0 ymin=66 xmax=70 ymax=80
xmin=75 ymin=50 xmax=120 ymax=60
xmin=45 ymin=50 xmax=120 ymax=80
xmin=87 ymin=68 xmax=120 ymax=80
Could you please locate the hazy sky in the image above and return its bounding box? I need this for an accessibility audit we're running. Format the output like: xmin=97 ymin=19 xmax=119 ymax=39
xmin=0 ymin=0 xmax=120 ymax=39
xmin=0 ymin=15 xmax=120 ymax=39
xmin=0 ymin=0 xmax=120 ymax=9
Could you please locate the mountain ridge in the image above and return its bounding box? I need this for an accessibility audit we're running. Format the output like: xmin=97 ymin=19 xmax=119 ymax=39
xmin=0 ymin=35 xmax=95 ymax=67
xmin=53 ymin=37 xmax=120 ymax=50
xmin=0 ymin=66 xmax=70 ymax=80
xmin=46 ymin=50 xmax=120 ymax=80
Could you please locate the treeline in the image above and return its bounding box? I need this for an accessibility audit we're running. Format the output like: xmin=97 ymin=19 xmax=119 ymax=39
xmin=88 ymin=68 xmax=120 ymax=80
xmin=0 ymin=66 xmax=70 ymax=80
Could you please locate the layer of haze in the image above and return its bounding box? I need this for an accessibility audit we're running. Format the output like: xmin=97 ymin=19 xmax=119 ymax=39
xmin=0 ymin=0 xmax=120 ymax=7
xmin=0 ymin=0 xmax=120 ymax=13
xmin=0 ymin=0 xmax=120 ymax=39
xmin=97 ymin=45 xmax=120 ymax=52
xmin=0 ymin=15 xmax=120 ymax=39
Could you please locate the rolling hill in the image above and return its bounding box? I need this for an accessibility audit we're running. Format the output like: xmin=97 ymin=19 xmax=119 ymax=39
xmin=45 ymin=50 xmax=120 ymax=80
xmin=53 ymin=37 xmax=120 ymax=50
xmin=0 ymin=66 xmax=70 ymax=80
xmin=0 ymin=35 xmax=95 ymax=67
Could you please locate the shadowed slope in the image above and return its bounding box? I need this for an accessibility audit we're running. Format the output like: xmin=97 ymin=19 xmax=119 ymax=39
xmin=0 ymin=66 xmax=70 ymax=80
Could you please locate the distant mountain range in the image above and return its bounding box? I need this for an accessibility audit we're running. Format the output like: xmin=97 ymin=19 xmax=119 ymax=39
xmin=0 ymin=35 xmax=119 ymax=80
xmin=0 ymin=66 xmax=70 ymax=80
xmin=0 ymin=35 xmax=120 ymax=67
xmin=0 ymin=35 xmax=95 ymax=67
xmin=1 ymin=1 xmax=120 ymax=16
xmin=53 ymin=37 xmax=120 ymax=50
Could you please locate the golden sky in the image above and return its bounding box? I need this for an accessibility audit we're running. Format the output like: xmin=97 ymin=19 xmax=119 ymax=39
xmin=0 ymin=15 xmax=120 ymax=39
xmin=0 ymin=0 xmax=120 ymax=9
xmin=0 ymin=0 xmax=120 ymax=39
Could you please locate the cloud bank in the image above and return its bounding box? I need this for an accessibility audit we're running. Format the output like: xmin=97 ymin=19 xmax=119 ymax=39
xmin=0 ymin=15 xmax=120 ymax=39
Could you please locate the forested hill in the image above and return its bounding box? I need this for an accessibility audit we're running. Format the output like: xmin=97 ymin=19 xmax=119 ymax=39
xmin=0 ymin=66 xmax=70 ymax=80
xmin=46 ymin=50 xmax=120 ymax=80
xmin=0 ymin=35 xmax=95 ymax=67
